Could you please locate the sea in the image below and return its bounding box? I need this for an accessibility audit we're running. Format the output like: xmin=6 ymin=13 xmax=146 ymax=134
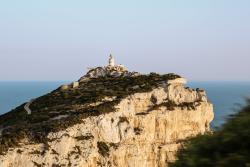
xmin=0 ymin=81 xmax=250 ymax=128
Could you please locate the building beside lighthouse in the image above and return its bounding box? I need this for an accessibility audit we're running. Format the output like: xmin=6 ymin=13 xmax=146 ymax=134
xmin=61 ymin=54 xmax=140 ymax=90
xmin=78 ymin=54 xmax=139 ymax=81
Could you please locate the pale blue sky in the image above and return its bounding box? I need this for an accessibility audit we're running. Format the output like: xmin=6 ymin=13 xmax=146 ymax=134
xmin=0 ymin=0 xmax=250 ymax=81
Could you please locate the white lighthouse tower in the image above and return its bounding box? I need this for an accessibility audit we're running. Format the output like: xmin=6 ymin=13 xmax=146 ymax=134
xmin=108 ymin=54 xmax=115 ymax=67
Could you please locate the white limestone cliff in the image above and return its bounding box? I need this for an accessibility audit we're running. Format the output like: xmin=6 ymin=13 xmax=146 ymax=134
xmin=0 ymin=79 xmax=213 ymax=167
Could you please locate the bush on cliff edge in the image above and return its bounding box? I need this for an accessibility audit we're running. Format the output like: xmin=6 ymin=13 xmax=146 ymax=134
xmin=170 ymin=99 xmax=250 ymax=167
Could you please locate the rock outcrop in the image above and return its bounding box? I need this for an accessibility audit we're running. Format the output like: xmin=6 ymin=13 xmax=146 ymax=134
xmin=79 ymin=65 xmax=140 ymax=82
xmin=0 ymin=66 xmax=213 ymax=167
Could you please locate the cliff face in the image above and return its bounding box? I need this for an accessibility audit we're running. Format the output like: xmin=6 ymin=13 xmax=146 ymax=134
xmin=0 ymin=69 xmax=213 ymax=167
xmin=0 ymin=84 xmax=213 ymax=167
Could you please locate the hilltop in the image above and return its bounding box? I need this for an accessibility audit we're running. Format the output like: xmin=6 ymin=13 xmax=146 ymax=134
xmin=0 ymin=56 xmax=214 ymax=167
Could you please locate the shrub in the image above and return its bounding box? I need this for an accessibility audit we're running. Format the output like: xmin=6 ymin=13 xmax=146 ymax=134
xmin=75 ymin=134 xmax=94 ymax=141
xmin=97 ymin=141 xmax=110 ymax=157
xmin=134 ymin=127 xmax=143 ymax=135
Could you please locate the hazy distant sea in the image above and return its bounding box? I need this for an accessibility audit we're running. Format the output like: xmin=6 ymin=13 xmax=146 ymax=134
xmin=0 ymin=81 xmax=250 ymax=128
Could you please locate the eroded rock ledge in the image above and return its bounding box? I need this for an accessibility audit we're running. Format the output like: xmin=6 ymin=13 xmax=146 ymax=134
xmin=0 ymin=70 xmax=213 ymax=167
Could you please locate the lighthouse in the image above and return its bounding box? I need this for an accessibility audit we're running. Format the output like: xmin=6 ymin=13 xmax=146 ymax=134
xmin=108 ymin=54 xmax=115 ymax=67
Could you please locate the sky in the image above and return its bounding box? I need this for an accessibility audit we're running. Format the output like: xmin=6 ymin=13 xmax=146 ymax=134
xmin=0 ymin=0 xmax=250 ymax=81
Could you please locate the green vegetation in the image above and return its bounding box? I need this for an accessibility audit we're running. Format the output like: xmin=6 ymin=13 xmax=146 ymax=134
xmin=52 ymin=164 xmax=61 ymax=167
xmin=51 ymin=149 xmax=59 ymax=156
xmin=97 ymin=141 xmax=110 ymax=157
xmin=0 ymin=73 xmax=181 ymax=154
xmin=170 ymin=99 xmax=250 ymax=167
xmin=109 ymin=143 xmax=119 ymax=150
xmin=148 ymin=101 xmax=199 ymax=112
xmin=134 ymin=127 xmax=143 ymax=135
xmin=30 ymin=150 xmax=42 ymax=155
xmin=69 ymin=146 xmax=82 ymax=155
xmin=97 ymin=141 xmax=119 ymax=156
xmin=16 ymin=149 xmax=23 ymax=154
xmin=74 ymin=134 xmax=94 ymax=141
xmin=118 ymin=116 xmax=129 ymax=124
xmin=32 ymin=161 xmax=42 ymax=167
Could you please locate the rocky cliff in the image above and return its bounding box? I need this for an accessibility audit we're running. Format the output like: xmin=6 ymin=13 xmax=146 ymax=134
xmin=0 ymin=66 xmax=213 ymax=167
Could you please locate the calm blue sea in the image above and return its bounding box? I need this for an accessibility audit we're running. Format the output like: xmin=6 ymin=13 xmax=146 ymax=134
xmin=0 ymin=81 xmax=250 ymax=128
